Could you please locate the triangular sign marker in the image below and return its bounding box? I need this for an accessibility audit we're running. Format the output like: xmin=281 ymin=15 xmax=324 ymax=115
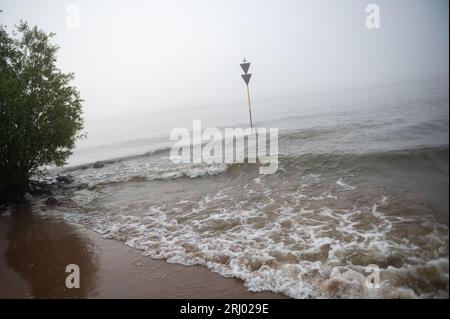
xmin=240 ymin=62 xmax=251 ymax=74
xmin=241 ymin=73 xmax=252 ymax=85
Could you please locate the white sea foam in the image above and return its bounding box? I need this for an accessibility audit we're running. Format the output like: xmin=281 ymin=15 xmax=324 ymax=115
xmin=57 ymin=175 xmax=449 ymax=299
xmin=56 ymin=161 xmax=230 ymax=187
xmin=336 ymin=178 xmax=356 ymax=191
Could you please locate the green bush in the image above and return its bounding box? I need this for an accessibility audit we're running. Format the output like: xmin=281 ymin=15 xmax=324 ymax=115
xmin=0 ymin=22 xmax=84 ymax=199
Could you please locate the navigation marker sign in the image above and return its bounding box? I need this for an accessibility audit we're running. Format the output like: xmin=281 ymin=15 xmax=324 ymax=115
xmin=240 ymin=58 xmax=254 ymax=132
xmin=241 ymin=73 xmax=252 ymax=85
xmin=240 ymin=61 xmax=251 ymax=74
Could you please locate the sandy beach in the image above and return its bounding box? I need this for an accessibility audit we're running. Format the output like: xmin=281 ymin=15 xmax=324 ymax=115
xmin=0 ymin=207 xmax=285 ymax=299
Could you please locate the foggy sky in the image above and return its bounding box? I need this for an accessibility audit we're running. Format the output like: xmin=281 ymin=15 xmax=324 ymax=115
xmin=0 ymin=0 xmax=448 ymax=120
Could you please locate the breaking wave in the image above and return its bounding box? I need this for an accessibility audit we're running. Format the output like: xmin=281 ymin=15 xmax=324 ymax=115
xmin=40 ymin=145 xmax=449 ymax=299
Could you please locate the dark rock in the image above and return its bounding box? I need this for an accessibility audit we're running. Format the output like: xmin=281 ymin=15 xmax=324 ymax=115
xmin=93 ymin=161 xmax=105 ymax=169
xmin=81 ymin=165 xmax=89 ymax=170
xmin=45 ymin=197 xmax=58 ymax=206
xmin=77 ymin=183 xmax=89 ymax=190
xmin=56 ymin=175 xmax=74 ymax=184
xmin=23 ymin=192 xmax=33 ymax=201
xmin=28 ymin=180 xmax=53 ymax=195
xmin=51 ymin=181 xmax=60 ymax=188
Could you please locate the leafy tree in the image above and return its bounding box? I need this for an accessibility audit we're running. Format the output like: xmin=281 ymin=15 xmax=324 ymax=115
xmin=0 ymin=21 xmax=84 ymax=199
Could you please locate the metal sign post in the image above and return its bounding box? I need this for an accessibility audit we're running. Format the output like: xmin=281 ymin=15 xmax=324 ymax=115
xmin=240 ymin=58 xmax=253 ymax=132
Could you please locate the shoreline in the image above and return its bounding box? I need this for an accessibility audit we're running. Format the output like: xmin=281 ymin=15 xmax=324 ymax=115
xmin=0 ymin=209 xmax=286 ymax=299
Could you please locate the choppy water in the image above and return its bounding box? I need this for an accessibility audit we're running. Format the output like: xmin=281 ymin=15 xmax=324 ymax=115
xmin=39 ymin=80 xmax=449 ymax=298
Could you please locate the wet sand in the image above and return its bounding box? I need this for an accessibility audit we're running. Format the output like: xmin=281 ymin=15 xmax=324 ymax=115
xmin=0 ymin=208 xmax=286 ymax=299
